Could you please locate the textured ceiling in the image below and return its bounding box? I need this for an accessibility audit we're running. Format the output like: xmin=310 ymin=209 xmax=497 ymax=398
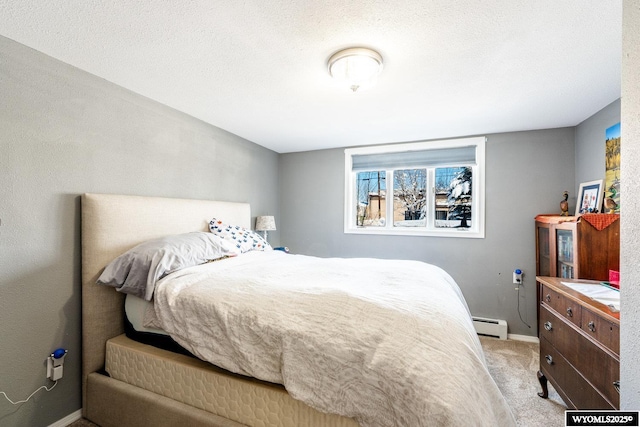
xmin=0 ymin=1 xmax=622 ymax=153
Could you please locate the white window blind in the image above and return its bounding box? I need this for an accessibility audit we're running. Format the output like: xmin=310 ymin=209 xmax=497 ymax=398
xmin=351 ymin=145 xmax=477 ymax=171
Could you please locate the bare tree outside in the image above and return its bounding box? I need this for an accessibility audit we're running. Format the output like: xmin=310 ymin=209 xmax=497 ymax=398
xmin=393 ymin=169 xmax=426 ymax=226
xmin=356 ymin=171 xmax=386 ymax=226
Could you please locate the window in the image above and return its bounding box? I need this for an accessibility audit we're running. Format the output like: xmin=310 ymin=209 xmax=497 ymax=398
xmin=344 ymin=137 xmax=485 ymax=238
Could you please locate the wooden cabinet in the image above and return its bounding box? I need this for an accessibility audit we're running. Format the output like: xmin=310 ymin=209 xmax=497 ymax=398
xmin=535 ymin=214 xmax=619 ymax=281
xmin=536 ymin=276 xmax=620 ymax=409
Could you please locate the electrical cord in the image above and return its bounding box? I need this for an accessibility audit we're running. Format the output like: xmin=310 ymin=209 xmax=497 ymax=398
xmin=1 ymin=381 xmax=57 ymax=405
xmin=517 ymin=279 xmax=532 ymax=329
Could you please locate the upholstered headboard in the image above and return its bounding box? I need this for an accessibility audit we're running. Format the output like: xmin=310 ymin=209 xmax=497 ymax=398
xmin=80 ymin=193 xmax=251 ymax=412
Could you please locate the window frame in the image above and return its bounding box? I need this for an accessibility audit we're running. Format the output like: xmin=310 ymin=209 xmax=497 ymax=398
xmin=344 ymin=137 xmax=486 ymax=238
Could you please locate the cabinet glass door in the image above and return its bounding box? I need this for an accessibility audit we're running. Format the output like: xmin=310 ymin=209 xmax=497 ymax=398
xmin=557 ymin=229 xmax=574 ymax=278
xmin=537 ymin=227 xmax=550 ymax=276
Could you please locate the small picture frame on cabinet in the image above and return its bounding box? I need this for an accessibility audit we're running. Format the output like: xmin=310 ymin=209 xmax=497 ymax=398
xmin=576 ymin=179 xmax=604 ymax=215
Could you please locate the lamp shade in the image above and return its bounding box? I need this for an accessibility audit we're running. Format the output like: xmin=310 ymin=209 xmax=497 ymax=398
xmin=255 ymin=216 xmax=276 ymax=231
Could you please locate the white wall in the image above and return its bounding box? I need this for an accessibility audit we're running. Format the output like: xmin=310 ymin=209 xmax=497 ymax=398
xmin=620 ymin=0 xmax=640 ymax=409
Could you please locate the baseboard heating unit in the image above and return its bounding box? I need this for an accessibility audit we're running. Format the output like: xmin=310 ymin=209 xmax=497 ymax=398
xmin=472 ymin=316 xmax=508 ymax=340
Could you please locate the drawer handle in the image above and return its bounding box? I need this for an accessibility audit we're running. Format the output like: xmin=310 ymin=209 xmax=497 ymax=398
xmin=544 ymin=321 xmax=553 ymax=331
xmin=613 ymin=381 xmax=620 ymax=393
xmin=545 ymin=294 xmax=551 ymax=303
xmin=545 ymin=355 xmax=553 ymax=365
xmin=566 ymin=307 xmax=573 ymax=317
xmin=588 ymin=321 xmax=596 ymax=332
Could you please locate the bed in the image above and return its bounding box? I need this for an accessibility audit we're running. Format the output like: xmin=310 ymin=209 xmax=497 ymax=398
xmin=81 ymin=192 xmax=516 ymax=427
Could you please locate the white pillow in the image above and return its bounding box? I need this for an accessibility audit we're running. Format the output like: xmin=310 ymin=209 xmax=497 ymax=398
xmin=209 ymin=218 xmax=272 ymax=253
xmin=97 ymin=232 xmax=237 ymax=300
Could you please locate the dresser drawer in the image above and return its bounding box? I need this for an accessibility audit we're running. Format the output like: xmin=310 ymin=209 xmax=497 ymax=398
xmin=581 ymin=307 xmax=620 ymax=354
xmin=540 ymin=337 xmax=614 ymax=410
xmin=539 ymin=305 xmax=619 ymax=407
xmin=539 ymin=305 xmax=575 ymax=353
xmin=541 ymin=284 xmax=582 ymax=327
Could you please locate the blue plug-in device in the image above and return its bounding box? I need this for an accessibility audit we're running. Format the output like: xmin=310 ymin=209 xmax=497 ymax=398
xmin=47 ymin=348 xmax=67 ymax=381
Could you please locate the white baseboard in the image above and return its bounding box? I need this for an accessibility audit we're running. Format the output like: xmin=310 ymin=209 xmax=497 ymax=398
xmin=507 ymin=333 xmax=539 ymax=343
xmin=48 ymin=409 xmax=82 ymax=427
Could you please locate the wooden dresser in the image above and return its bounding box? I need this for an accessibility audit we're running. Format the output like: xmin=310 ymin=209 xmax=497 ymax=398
xmin=536 ymin=276 xmax=620 ymax=409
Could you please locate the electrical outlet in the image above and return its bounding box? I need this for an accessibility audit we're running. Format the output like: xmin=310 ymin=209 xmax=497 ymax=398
xmin=513 ymin=269 xmax=523 ymax=284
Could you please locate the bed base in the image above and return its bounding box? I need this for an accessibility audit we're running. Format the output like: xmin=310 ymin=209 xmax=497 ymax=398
xmin=104 ymin=334 xmax=357 ymax=427
xmin=86 ymin=373 xmax=243 ymax=427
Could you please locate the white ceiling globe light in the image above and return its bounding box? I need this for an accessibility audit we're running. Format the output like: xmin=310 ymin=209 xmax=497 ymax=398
xmin=328 ymin=47 xmax=383 ymax=92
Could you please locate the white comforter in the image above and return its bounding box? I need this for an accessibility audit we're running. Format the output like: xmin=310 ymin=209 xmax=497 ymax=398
xmin=151 ymin=251 xmax=516 ymax=427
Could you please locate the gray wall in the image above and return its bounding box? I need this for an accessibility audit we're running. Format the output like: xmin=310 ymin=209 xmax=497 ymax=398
xmin=621 ymin=1 xmax=640 ymax=409
xmin=280 ymin=128 xmax=575 ymax=337
xmin=0 ymin=36 xmax=279 ymax=427
xmin=575 ymin=98 xmax=621 ymax=199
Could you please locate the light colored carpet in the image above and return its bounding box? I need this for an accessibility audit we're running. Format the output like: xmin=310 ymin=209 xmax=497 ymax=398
xmin=480 ymin=336 xmax=567 ymax=426
xmin=67 ymin=337 xmax=566 ymax=427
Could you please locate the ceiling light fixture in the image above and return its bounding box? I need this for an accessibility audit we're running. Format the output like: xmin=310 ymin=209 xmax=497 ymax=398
xmin=328 ymin=47 xmax=383 ymax=92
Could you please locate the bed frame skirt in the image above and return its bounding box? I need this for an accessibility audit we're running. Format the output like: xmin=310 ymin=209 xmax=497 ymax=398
xmin=86 ymin=373 xmax=242 ymax=427
xmin=104 ymin=334 xmax=358 ymax=427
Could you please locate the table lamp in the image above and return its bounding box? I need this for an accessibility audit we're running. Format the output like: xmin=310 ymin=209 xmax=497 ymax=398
xmin=255 ymin=216 xmax=276 ymax=241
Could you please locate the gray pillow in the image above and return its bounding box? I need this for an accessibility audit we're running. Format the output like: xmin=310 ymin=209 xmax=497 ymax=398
xmin=97 ymin=232 xmax=237 ymax=300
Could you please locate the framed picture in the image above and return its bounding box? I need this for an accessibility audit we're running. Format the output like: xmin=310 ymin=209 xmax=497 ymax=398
xmin=576 ymin=180 xmax=604 ymax=215
xmin=605 ymin=123 xmax=620 ymax=212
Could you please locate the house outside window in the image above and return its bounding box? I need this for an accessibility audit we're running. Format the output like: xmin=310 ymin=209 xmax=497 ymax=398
xmin=345 ymin=137 xmax=485 ymax=238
